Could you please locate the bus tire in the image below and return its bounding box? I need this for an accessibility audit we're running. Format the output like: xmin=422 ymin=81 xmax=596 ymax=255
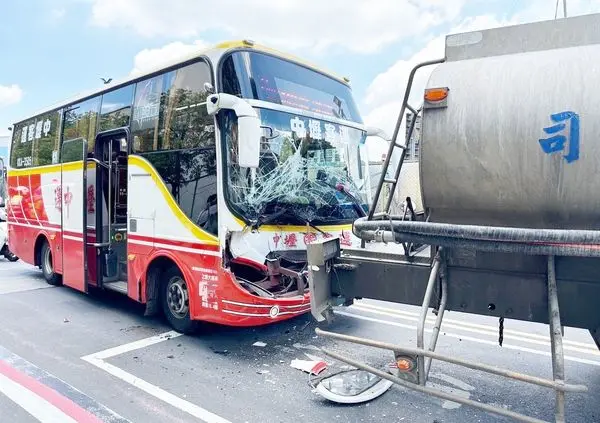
xmin=161 ymin=266 xmax=198 ymax=334
xmin=40 ymin=241 xmax=61 ymax=286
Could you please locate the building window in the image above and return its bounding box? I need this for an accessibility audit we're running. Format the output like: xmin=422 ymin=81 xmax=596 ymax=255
xmin=405 ymin=112 xmax=421 ymax=162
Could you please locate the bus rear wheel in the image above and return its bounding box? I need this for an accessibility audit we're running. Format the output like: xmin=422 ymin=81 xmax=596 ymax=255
xmin=161 ymin=266 xmax=198 ymax=334
xmin=40 ymin=241 xmax=61 ymax=286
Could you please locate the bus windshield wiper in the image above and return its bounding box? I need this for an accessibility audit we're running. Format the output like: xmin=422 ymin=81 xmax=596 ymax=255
xmin=251 ymin=206 xmax=326 ymax=235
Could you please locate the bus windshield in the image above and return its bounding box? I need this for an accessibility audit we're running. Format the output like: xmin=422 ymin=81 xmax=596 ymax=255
xmin=221 ymin=107 xmax=369 ymax=226
xmin=220 ymin=50 xmax=363 ymax=124
xmin=220 ymin=51 xmax=369 ymax=226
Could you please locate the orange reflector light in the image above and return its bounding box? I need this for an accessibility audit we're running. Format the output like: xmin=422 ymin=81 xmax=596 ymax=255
xmin=396 ymin=358 xmax=413 ymax=371
xmin=424 ymin=87 xmax=449 ymax=102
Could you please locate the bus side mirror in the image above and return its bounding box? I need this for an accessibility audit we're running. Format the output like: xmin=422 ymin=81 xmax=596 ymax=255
xmin=206 ymin=93 xmax=261 ymax=168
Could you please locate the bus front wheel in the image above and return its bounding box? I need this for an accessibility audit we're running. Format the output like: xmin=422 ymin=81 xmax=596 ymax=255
xmin=40 ymin=241 xmax=61 ymax=286
xmin=161 ymin=266 xmax=198 ymax=334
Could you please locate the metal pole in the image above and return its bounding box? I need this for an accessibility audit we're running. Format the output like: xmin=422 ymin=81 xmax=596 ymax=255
xmin=425 ymin=250 xmax=447 ymax=378
xmin=320 ymin=348 xmax=550 ymax=423
xmin=316 ymin=328 xmax=587 ymax=392
xmin=108 ymin=141 xmax=112 ymax=249
xmin=417 ymin=250 xmax=442 ymax=384
xmin=548 ymin=255 xmax=566 ymax=423
xmin=563 ymin=0 xmax=567 ymax=18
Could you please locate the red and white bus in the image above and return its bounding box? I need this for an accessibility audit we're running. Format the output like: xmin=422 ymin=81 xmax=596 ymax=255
xmin=6 ymin=40 xmax=375 ymax=333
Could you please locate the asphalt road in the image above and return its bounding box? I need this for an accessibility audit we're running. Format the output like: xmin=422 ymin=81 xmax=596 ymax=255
xmin=1 ymin=258 xmax=599 ymax=423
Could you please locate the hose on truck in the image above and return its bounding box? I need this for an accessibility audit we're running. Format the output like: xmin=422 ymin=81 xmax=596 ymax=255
xmin=353 ymin=218 xmax=600 ymax=257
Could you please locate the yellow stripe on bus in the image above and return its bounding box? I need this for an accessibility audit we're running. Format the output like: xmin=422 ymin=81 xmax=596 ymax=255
xmin=128 ymin=155 xmax=219 ymax=245
xmin=231 ymin=216 xmax=352 ymax=233
xmin=216 ymin=40 xmax=350 ymax=85
xmin=7 ymin=161 xmax=96 ymax=177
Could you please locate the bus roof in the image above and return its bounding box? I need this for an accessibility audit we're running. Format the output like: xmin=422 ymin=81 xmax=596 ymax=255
xmin=13 ymin=40 xmax=350 ymax=127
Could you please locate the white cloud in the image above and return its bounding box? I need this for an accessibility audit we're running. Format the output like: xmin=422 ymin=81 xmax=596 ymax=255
xmin=90 ymin=0 xmax=468 ymax=54
xmin=130 ymin=39 xmax=211 ymax=76
xmin=362 ymin=0 xmax=600 ymax=135
xmin=363 ymin=14 xmax=518 ymax=135
xmin=0 ymin=85 xmax=23 ymax=108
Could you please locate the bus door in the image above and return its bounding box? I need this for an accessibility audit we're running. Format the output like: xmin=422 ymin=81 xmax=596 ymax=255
xmin=60 ymin=137 xmax=88 ymax=293
xmin=86 ymin=129 xmax=130 ymax=295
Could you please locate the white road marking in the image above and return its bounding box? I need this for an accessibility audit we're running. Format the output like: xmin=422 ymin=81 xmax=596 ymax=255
xmin=427 ymin=381 xmax=471 ymax=410
xmin=428 ymin=372 xmax=475 ymax=411
xmin=429 ymin=372 xmax=475 ymax=392
xmin=335 ymin=310 xmax=600 ymax=367
xmin=0 ymin=279 xmax=53 ymax=296
xmin=84 ymin=331 xmax=182 ymax=360
xmin=0 ymin=372 xmax=78 ymax=423
xmin=354 ymin=301 xmax=598 ymax=350
xmin=350 ymin=304 xmax=600 ymax=356
xmin=81 ymin=331 xmax=232 ymax=423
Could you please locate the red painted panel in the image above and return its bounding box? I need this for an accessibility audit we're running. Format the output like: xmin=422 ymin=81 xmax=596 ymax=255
xmin=7 ymin=224 xmax=36 ymax=264
xmin=62 ymin=236 xmax=86 ymax=293
xmin=127 ymin=241 xmax=153 ymax=302
xmin=7 ymin=175 xmax=25 ymax=222
xmin=52 ymin=232 xmax=63 ymax=274
xmin=29 ymin=173 xmax=49 ymax=224
xmin=17 ymin=175 xmax=35 ymax=223
xmin=126 ymin=235 xmax=311 ymax=327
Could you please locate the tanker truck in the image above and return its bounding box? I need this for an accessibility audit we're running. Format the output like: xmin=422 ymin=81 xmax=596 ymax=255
xmin=306 ymin=13 xmax=600 ymax=423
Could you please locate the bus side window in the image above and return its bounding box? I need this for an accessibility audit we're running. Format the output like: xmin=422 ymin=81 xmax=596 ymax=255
xmin=63 ymin=96 xmax=101 ymax=156
xmin=132 ymin=59 xmax=218 ymax=236
xmin=32 ymin=111 xmax=60 ymax=166
xmin=99 ymin=84 xmax=134 ymax=133
xmin=10 ymin=120 xmax=34 ymax=169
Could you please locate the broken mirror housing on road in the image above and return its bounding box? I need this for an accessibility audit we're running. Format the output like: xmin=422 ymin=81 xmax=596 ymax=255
xmin=313 ymin=369 xmax=393 ymax=404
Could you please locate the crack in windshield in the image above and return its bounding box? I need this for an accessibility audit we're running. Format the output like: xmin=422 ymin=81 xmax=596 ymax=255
xmin=222 ymin=108 xmax=369 ymax=226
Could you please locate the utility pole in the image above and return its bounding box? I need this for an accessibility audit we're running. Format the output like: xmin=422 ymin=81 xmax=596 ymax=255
xmin=555 ymin=0 xmax=567 ymax=19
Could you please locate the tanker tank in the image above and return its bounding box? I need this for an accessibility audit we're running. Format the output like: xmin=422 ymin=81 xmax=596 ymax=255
xmin=420 ymin=13 xmax=600 ymax=230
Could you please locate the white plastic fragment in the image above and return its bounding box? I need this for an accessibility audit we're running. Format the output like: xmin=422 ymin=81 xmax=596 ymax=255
xmin=290 ymin=359 xmax=327 ymax=375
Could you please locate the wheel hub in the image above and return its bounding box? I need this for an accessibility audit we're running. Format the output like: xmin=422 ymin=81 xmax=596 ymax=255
xmin=167 ymin=277 xmax=189 ymax=318
xmin=43 ymin=248 xmax=53 ymax=275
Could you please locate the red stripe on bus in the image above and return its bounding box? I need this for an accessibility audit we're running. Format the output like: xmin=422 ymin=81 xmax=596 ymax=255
xmin=128 ymin=234 xmax=220 ymax=251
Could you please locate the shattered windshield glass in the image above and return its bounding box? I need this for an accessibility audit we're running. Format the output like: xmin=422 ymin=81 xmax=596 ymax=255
xmin=222 ymin=108 xmax=369 ymax=226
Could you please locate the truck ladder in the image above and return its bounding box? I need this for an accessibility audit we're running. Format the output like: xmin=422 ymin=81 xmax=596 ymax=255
xmin=364 ymin=58 xmax=444 ymax=255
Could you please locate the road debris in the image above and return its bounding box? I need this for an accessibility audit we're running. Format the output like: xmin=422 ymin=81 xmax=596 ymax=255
xmin=290 ymin=359 xmax=327 ymax=375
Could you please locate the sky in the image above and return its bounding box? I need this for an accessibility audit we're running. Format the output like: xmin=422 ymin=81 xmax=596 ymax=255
xmin=1 ymin=0 xmax=600 ymax=159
